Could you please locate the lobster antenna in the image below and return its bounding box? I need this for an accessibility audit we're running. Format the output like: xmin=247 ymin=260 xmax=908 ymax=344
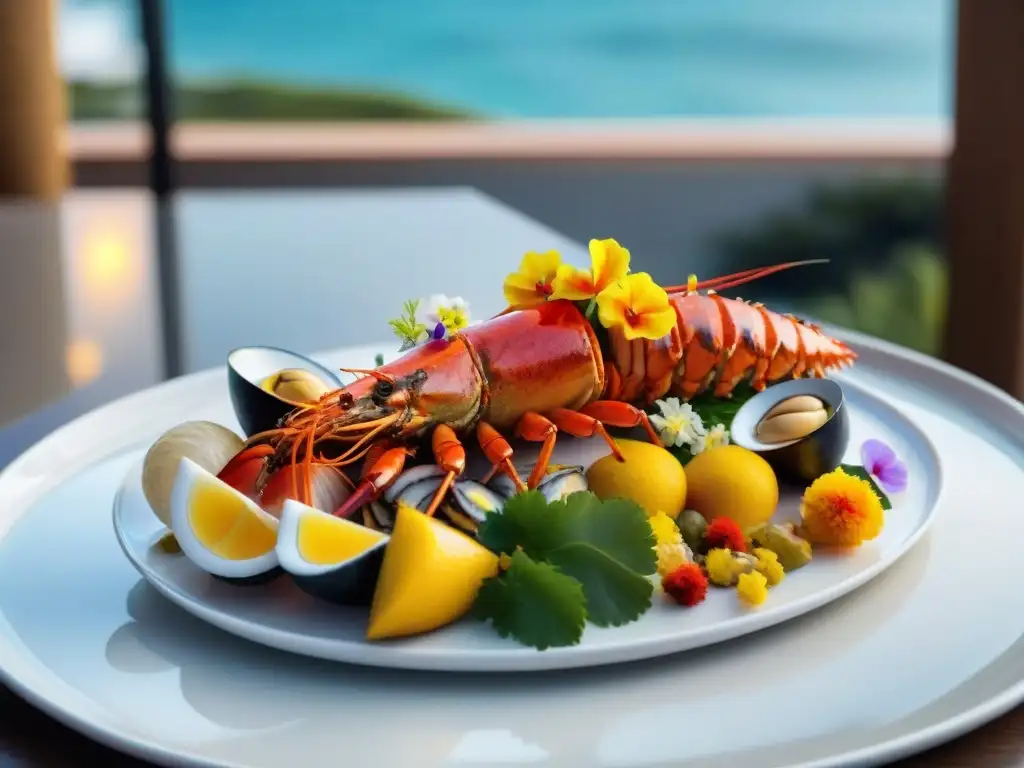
xmin=664 ymin=259 xmax=830 ymax=294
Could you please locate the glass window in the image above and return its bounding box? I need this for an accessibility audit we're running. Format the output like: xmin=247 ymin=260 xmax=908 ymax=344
xmin=60 ymin=0 xmax=144 ymax=121
xmin=62 ymin=0 xmax=952 ymax=123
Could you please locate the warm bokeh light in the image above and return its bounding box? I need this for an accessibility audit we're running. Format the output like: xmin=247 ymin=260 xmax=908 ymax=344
xmin=65 ymin=338 xmax=104 ymax=387
xmin=81 ymin=227 xmax=136 ymax=302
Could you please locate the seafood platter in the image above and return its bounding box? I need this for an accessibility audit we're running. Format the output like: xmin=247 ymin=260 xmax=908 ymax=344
xmin=118 ymin=240 xmax=928 ymax=665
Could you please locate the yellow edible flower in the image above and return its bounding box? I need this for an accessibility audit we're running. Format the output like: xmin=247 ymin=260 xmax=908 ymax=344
xmin=800 ymin=467 xmax=884 ymax=547
xmin=704 ymin=548 xmax=738 ymax=587
xmin=596 ymin=272 xmax=676 ymax=341
xmin=737 ymin=571 xmax=769 ymax=606
xmin=753 ymin=547 xmax=785 ymax=587
xmin=551 ymin=238 xmax=630 ymax=301
xmin=503 ymin=250 xmax=562 ymax=308
xmin=648 ymin=511 xmax=681 ymax=546
xmin=649 ymin=512 xmax=689 ymax=576
xmin=656 ymin=543 xmax=690 ymax=577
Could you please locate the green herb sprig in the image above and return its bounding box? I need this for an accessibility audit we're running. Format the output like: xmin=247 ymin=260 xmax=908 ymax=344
xmin=472 ymin=491 xmax=657 ymax=650
xmin=387 ymin=299 xmax=428 ymax=349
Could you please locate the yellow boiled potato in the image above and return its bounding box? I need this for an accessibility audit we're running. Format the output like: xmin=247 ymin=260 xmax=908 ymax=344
xmin=683 ymin=445 xmax=779 ymax=531
xmin=585 ymin=439 xmax=687 ymax=518
xmin=367 ymin=505 xmax=499 ymax=641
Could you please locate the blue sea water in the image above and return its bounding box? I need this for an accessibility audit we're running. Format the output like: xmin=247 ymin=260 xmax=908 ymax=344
xmin=104 ymin=0 xmax=957 ymax=118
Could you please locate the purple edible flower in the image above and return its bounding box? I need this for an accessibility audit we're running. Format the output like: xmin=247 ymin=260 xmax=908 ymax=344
xmin=432 ymin=322 xmax=447 ymax=340
xmin=860 ymin=439 xmax=908 ymax=494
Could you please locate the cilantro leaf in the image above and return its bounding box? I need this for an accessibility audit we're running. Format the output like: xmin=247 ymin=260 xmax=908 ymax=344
xmin=546 ymin=543 xmax=653 ymax=628
xmin=551 ymin=492 xmax=657 ymax=575
xmin=472 ymin=551 xmax=586 ymax=650
xmin=477 ymin=490 xmax=568 ymax=557
xmin=839 ymin=464 xmax=892 ymax=510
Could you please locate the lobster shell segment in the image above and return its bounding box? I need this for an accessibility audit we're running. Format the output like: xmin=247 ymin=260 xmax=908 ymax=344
xmin=604 ymin=292 xmax=856 ymax=405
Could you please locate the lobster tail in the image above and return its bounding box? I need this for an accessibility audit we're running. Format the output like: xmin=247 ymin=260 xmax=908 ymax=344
xmin=602 ymin=292 xmax=855 ymax=405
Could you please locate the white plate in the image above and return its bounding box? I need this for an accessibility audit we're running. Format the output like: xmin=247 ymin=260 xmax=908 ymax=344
xmin=0 ymin=331 xmax=1022 ymax=768
xmin=112 ymin=375 xmax=941 ymax=672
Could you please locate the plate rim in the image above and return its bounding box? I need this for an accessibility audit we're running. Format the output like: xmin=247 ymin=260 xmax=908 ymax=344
xmin=110 ymin=376 xmax=944 ymax=673
xmin=0 ymin=328 xmax=1021 ymax=768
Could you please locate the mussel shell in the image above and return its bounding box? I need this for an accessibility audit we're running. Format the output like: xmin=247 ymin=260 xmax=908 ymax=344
xmin=451 ymin=480 xmax=504 ymax=522
xmin=731 ymin=378 xmax=850 ymax=486
xmin=537 ymin=466 xmax=588 ymax=501
xmin=227 ymin=346 xmax=342 ymax=438
xmin=487 ymin=464 xmax=586 ymax=501
xmin=487 ymin=471 xmax=520 ymax=500
xmin=439 ymin=503 xmax=480 ymax=534
xmin=369 ymin=500 xmax=396 ymax=531
xmin=383 ymin=464 xmax=447 ymax=505
xmin=394 ymin=477 xmax=446 ymax=511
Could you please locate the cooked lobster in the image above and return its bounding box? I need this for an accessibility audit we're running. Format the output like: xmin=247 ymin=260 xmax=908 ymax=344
xmin=224 ymin=262 xmax=855 ymax=520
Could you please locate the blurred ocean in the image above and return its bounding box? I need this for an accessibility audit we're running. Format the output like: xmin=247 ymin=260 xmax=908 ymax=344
xmin=61 ymin=0 xmax=953 ymax=118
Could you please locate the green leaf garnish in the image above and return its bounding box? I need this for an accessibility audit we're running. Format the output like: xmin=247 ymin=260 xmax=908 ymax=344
xmin=550 ymin=492 xmax=657 ymax=575
xmin=387 ymin=298 xmax=428 ymax=347
xmin=472 ymin=551 xmax=587 ymax=650
xmin=477 ymin=490 xmax=566 ymax=557
xmin=473 ymin=490 xmax=659 ymax=649
xmin=839 ymin=464 xmax=892 ymax=510
xmin=374 ymin=353 xmax=384 ymax=367
xmin=545 ymin=543 xmax=653 ymax=628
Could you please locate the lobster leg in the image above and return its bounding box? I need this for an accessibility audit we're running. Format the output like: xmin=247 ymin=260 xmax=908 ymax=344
xmin=423 ymin=425 xmax=467 ymax=518
xmin=476 ymin=422 xmax=527 ymax=493
xmin=579 ymin=401 xmax=662 ymax=447
xmin=513 ymin=413 xmax=558 ymax=490
xmin=330 ymin=447 xmax=410 ymax=519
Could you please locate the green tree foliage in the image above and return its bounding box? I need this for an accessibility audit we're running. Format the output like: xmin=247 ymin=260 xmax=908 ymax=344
xmin=716 ymin=176 xmax=943 ymax=300
xmin=69 ymin=80 xmax=471 ymax=122
xmin=715 ymin=177 xmax=947 ymax=355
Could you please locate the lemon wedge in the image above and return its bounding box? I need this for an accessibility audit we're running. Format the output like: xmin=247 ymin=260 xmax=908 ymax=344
xmin=367 ymin=504 xmax=498 ymax=641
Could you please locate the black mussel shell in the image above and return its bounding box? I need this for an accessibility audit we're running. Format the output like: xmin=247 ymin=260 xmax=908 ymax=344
xmin=383 ymin=464 xmax=447 ymax=505
xmin=487 ymin=464 xmax=586 ymax=501
xmin=731 ymin=378 xmax=850 ymax=486
xmin=227 ymin=346 xmax=342 ymax=438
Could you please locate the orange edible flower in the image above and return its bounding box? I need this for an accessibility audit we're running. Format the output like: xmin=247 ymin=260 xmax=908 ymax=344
xmin=595 ymin=272 xmax=676 ymax=341
xmin=704 ymin=517 xmax=747 ymax=552
xmin=662 ymin=562 xmax=708 ymax=607
xmin=502 ymin=250 xmax=562 ymax=308
xmin=551 ymin=238 xmax=630 ymax=301
xmin=800 ymin=467 xmax=884 ymax=547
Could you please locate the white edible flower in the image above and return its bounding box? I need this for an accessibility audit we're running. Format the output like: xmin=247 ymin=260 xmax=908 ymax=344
xmin=417 ymin=294 xmax=471 ymax=335
xmin=650 ymin=397 xmax=705 ymax=448
xmin=692 ymin=423 xmax=730 ymax=455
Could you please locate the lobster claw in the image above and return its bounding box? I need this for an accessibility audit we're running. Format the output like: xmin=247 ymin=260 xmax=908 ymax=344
xmin=331 ymin=446 xmax=412 ymax=519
